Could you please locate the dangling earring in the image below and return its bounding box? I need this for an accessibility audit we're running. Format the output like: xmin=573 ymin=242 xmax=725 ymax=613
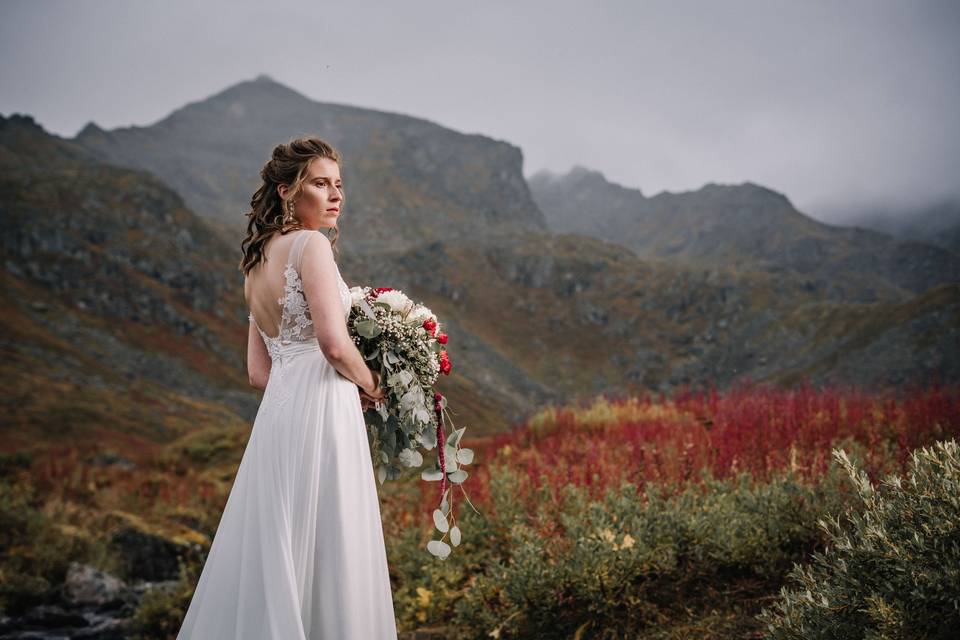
xmin=285 ymin=200 xmax=296 ymax=224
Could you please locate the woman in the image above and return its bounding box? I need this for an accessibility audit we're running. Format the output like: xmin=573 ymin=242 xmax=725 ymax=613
xmin=177 ymin=137 xmax=399 ymax=639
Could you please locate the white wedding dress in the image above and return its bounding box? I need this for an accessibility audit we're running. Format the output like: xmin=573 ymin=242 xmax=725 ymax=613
xmin=177 ymin=230 xmax=398 ymax=639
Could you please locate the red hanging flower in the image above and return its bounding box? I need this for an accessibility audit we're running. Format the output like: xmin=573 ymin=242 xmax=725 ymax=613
xmin=435 ymin=393 xmax=447 ymax=502
xmin=423 ymin=318 xmax=437 ymax=336
xmin=439 ymin=351 xmax=452 ymax=375
xmin=437 ymin=332 xmax=448 ymax=344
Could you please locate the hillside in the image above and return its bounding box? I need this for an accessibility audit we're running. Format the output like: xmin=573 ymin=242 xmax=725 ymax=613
xmin=3 ymin=76 xmax=957 ymax=458
xmin=529 ymin=166 xmax=960 ymax=303
xmin=0 ymin=114 xmax=256 ymax=454
xmin=0 ymin=114 xmax=554 ymax=441
xmin=74 ymin=74 xmax=546 ymax=253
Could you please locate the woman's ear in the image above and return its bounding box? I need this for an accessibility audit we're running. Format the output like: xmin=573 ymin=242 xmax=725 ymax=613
xmin=277 ymin=183 xmax=289 ymax=200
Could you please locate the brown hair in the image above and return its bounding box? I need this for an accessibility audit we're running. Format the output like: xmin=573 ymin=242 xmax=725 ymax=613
xmin=239 ymin=136 xmax=344 ymax=275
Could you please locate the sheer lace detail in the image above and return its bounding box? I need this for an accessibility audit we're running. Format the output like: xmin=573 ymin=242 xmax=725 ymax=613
xmin=249 ymin=231 xmax=351 ymax=363
xmin=248 ymin=232 xmax=351 ymax=409
xmin=277 ymin=262 xmax=315 ymax=344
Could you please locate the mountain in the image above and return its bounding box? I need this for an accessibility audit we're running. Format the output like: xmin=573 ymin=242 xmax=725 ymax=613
xmin=349 ymin=232 xmax=959 ymax=393
xmin=0 ymin=114 xmax=555 ymax=443
xmin=528 ymin=167 xmax=960 ymax=303
xmin=74 ymin=74 xmax=545 ymax=253
xmin=0 ymin=113 xmax=255 ymax=453
xmin=4 ymin=76 xmax=956 ymax=454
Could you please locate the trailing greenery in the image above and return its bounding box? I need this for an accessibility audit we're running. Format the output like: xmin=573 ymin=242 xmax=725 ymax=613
xmin=760 ymin=440 xmax=960 ymax=639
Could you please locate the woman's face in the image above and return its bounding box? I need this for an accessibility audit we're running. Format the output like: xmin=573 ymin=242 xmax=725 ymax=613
xmin=284 ymin=156 xmax=343 ymax=230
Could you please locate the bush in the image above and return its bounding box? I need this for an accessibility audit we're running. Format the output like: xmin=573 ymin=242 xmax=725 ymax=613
xmin=127 ymin=556 xmax=201 ymax=640
xmin=0 ymin=480 xmax=92 ymax=615
xmin=760 ymin=439 xmax=960 ymax=639
xmin=450 ymin=463 xmax=850 ymax=639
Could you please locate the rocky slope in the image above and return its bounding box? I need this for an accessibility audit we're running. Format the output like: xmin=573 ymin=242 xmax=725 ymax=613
xmin=529 ymin=167 xmax=960 ymax=303
xmin=0 ymin=114 xmax=257 ymax=453
xmin=0 ymin=114 xmax=561 ymax=445
xmin=4 ymin=76 xmax=957 ymax=453
xmin=75 ymin=74 xmax=546 ymax=253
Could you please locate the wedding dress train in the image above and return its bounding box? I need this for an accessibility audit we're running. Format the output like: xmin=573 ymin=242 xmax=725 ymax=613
xmin=177 ymin=230 xmax=398 ymax=639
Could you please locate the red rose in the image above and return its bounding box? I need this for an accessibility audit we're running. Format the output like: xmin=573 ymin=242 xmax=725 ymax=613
xmin=439 ymin=350 xmax=452 ymax=375
xmin=423 ymin=319 xmax=437 ymax=336
xmin=437 ymin=332 xmax=448 ymax=344
xmin=371 ymin=286 xmax=394 ymax=298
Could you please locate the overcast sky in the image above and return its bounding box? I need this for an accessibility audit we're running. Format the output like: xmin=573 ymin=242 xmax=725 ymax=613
xmin=2 ymin=0 xmax=958 ymax=222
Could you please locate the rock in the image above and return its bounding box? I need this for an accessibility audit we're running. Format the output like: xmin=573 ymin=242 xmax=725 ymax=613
xmin=103 ymin=511 xmax=203 ymax=583
xmin=63 ymin=563 xmax=129 ymax=608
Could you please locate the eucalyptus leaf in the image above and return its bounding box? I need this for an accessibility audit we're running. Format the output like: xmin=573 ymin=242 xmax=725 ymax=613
xmin=376 ymin=465 xmax=387 ymax=485
xmin=448 ymin=469 xmax=468 ymax=484
xmin=432 ymin=509 xmax=449 ymax=533
xmin=426 ymin=540 xmax=451 ymax=559
xmin=450 ymin=525 xmax=461 ymax=547
xmin=456 ymin=448 xmax=474 ymax=465
xmin=358 ymin=298 xmax=377 ymax=321
xmin=398 ymin=448 xmax=423 ymax=468
xmin=449 ymin=427 xmax=466 ymax=448
xmin=421 ymin=468 xmax=444 ymax=482
xmin=355 ymin=319 xmax=382 ymax=338
xmin=443 ymin=454 xmax=458 ymax=473
xmin=420 ymin=426 xmax=437 ymax=450
xmin=443 ymin=445 xmax=458 ymax=470
xmin=388 ymin=370 xmax=414 ymax=387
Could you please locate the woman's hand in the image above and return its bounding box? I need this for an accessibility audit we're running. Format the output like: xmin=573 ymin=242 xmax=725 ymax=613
xmin=359 ymin=369 xmax=386 ymax=411
xmin=359 ymin=388 xmax=382 ymax=411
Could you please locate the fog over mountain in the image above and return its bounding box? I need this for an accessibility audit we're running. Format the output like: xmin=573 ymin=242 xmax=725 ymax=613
xmin=2 ymin=0 xmax=958 ymax=226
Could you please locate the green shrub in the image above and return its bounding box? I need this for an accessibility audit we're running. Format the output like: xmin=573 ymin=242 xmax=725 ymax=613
xmin=451 ymin=464 xmax=849 ymax=639
xmin=0 ymin=480 xmax=92 ymax=614
xmin=760 ymin=439 xmax=960 ymax=639
xmin=127 ymin=557 xmax=200 ymax=640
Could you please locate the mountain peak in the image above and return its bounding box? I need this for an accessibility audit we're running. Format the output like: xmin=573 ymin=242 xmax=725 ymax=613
xmin=0 ymin=113 xmax=47 ymax=135
xmin=77 ymin=121 xmax=106 ymax=137
xmin=206 ymin=74 xmax=314 ymax=106
xmin=696 ymin=180 xmax=795 ymax=210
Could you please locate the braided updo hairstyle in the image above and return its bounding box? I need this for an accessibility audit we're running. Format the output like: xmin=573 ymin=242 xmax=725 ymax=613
xmin=239 ymin=136 xmax=343 ymax=275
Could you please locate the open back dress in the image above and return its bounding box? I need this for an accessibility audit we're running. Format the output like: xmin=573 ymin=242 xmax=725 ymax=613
xmin=177 ymin=229 xmax=398 ymax=639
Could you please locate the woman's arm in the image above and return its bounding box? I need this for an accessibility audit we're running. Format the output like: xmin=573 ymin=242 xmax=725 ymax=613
xmin=247 ymin=315 xmax=271 ymax=390
xmin=299 ymin=232 xmax=380 ymax=394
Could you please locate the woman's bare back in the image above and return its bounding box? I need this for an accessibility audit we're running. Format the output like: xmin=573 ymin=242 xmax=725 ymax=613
xmin=245 ymin=231 xmax=314 ymax=340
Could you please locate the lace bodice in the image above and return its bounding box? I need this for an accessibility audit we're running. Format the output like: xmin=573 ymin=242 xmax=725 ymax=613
xmin=248 ymin=231 xmax=351 ymax=361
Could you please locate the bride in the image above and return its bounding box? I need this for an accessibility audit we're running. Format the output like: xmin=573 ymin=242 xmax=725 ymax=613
xmin=176 ymin=137 xmax=399 ymax=639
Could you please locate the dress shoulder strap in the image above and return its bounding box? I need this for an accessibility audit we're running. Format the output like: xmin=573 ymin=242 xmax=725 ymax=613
xmin=288 ymin=230 xmax=314 ymax=273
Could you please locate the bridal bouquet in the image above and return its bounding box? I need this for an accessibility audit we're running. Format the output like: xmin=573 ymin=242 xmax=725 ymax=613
xmin=347 ymin=285 xmax=477 ymax=559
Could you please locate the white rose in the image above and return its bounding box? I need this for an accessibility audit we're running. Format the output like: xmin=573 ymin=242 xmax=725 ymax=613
xmin=375 ymin=290 xmax=412 ymax=314
xmin=349 ymin=286 xmax=366 ymax=305
xmin=409 ymin=304 xmax=436 ymax=324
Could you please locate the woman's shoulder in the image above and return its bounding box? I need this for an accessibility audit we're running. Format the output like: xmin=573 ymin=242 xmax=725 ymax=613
xmin=300 ymin=230 xmax=332 ymax=254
